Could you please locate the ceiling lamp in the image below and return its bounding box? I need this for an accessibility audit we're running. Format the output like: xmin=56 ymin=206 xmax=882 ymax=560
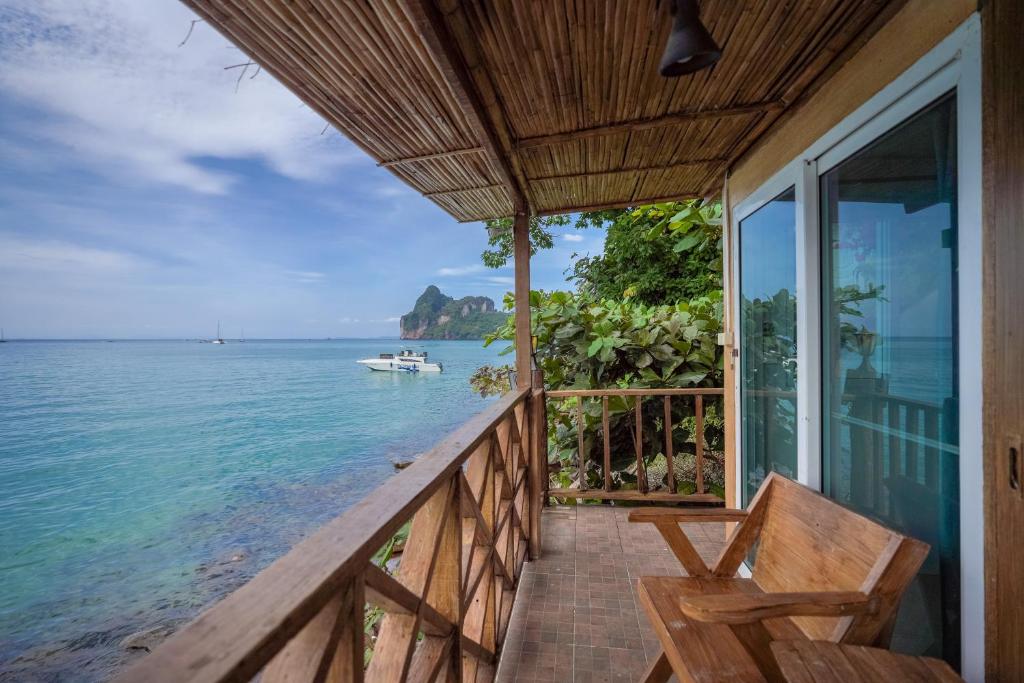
xmin=659 ymin=0 xmax=722 ymax=77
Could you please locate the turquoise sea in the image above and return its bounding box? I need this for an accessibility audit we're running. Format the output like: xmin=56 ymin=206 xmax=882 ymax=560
xmin=0 ymin=339 xmax=503 ymax=681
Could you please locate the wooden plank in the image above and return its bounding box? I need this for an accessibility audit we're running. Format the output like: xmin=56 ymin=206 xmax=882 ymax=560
xmin=377 ymin=146 xmax=482 ymax=167
xmin=663 ymin=397 xmax=675 ymax=493
xmin=653 ymin=521 xmax=711 ymax=577
xmin=547 ymin=488 xmax=722 ymax=505
xmin=640 ymin=651 xmax=673 ymax=683
xmin=629 ymin=508 xmax=749 ymax=524
xmin=113 ymin=390 xmax=527 ymax=683
xmin=983 ymin=3 xmax=1024 ymax=672
xmin=576 ymin=399 xmax=587 ymax=490
xmin=512 ymin=211 xmax=532 ymax=389
xmin=695 ymin=395 xmax=705 ymax=495
xmin=515 ymin=101 xmax=784 ymax=149
xmin=603 ymin=397 xmax=612 ymax=491
xmin=679 ymin=591 xmax=876 ymax=624
xmin=636 ymin=398 xmax=648 ymax=494
xmin=261 ymin=578 xmax=363 ymax=683
xmin=401 ymin=0 xmax=526 ymax=211
xmin=527 ymin=389 xmax=544 ymax=559
xmin=547 ymin=388 xmax=725 ymax=398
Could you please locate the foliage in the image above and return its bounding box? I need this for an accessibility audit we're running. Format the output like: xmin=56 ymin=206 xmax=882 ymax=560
xmin=484 ymin=290 xmax=725 ymax=492
xmin=569 ymin=200 xmax=723 ymax=305
xmin=480 ymin=214 xmax=572 ymax=268
xmin=469 ymin=364 xmax=514 ymax=398
xmin=364 ymin=521 xmax=411 ymax=665
xmin=487 ymin=289 xmax=722 ymax=388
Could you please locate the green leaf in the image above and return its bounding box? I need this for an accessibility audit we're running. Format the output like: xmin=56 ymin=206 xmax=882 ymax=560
xmin=587 ymin=338 xmax=603 ymax=357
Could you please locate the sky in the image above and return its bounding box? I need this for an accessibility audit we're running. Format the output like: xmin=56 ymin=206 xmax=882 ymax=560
xmin=0 ymin=0 xmax=604 ymax=339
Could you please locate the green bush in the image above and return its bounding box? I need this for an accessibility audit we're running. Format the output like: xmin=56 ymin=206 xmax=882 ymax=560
xmin=485 ymin=290 xmax=725 ymax=493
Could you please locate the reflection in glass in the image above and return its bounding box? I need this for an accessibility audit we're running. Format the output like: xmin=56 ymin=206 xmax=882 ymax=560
xmin=821 ymin=94 xmax=959 ymax=667
xmin=739 ymin=188 xmax=797 ymax=505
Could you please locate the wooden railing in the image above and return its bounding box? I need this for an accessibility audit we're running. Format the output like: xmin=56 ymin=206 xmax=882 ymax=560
xmin=115 ymin=387 xmax=545 ymax=683
xmin=544 ymin=387 xmax=724 ymax=504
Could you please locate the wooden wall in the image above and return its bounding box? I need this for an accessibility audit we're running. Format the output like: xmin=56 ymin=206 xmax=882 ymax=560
xmin=982 ymin=0 xmax=1024 ymax=678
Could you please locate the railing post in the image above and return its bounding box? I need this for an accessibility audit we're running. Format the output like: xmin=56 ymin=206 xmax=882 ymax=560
xmin=528 ymin=388 xmax=546 ymax=559
xmin=513 ymin=211 xmax=532 ymax=390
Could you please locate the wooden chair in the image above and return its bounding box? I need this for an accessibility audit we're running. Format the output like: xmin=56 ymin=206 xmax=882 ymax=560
xmin=629 ymin=472 xmax=930 ymax=683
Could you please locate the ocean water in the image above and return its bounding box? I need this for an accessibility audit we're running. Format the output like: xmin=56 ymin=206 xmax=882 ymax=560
xmin=0 ymin=339 xmax=503 ymax=681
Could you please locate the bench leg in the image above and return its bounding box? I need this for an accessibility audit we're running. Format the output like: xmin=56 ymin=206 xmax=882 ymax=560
xmin=640 ymin=651 xmax=673 ymax=683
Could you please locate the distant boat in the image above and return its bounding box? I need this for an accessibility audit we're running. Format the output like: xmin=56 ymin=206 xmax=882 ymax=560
xmin=0 ymin=328 xmax=6 ymax=343
xmin=357 ymin=350 xmax=442 ymax=373
xmin=212 ymin=322 xmax=225 ymax=345
xmin=239 ymin=328 xmax=245 ymax=343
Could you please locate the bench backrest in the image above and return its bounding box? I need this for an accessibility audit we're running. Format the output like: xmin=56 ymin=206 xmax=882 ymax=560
xmin=749 ymin=473 xmax=929 ymax=643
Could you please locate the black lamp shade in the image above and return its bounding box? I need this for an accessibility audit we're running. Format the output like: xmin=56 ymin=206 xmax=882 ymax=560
xmin=659 ymin=0 xmax=722 ymax=77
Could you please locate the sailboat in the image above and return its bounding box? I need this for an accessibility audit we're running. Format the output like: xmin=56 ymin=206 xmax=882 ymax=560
xmin=0 ymin=328 xmax=6 ymax=343
xmin=239 ymin=328 xmax=245 ymax=343
xmin=212 ymin=321 xmax=226 ymax=344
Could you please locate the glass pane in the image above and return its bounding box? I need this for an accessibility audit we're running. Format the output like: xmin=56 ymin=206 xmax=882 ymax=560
xmin=739 ymin=187 xmax=797 ymax=505
xmin=821 ymin=94 xmax=959 ymax=666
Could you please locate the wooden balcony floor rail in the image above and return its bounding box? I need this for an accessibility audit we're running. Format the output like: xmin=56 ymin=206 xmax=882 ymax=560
xmin=544 ymin=388 xmax=725 ymax=505
xmin=115 ymin=387 xmax=545 ymax=683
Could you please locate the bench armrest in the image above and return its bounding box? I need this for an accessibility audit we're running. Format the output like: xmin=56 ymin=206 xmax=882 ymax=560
xmin=680 ymin=591 xmax=879 ymax=624
xmin=627 ymin=507 xmax=748 ymax=524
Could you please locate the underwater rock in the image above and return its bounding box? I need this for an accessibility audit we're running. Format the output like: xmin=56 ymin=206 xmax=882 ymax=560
xmin=119 ymin=625 xmax=175 ymax=653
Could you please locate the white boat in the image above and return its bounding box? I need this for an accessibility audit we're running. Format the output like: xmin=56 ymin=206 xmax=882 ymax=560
xmin=212 ymin=321 xmax=225 ymax=344
xmin=357 ymin=350 xmax=442 ymax=373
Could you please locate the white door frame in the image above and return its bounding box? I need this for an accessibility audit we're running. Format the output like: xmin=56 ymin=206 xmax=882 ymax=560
xmin=729 ymin=15 xmax=983 ymax=679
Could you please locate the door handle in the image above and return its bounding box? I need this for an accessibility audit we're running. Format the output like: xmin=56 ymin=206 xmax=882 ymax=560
xmin=1010 ymin=434 xmax=1024 ymax=500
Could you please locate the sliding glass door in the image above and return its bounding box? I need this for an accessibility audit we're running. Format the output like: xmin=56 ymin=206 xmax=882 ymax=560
xmin=820 ymin=94 xmax=959 ymax=663
xmin=738 ymin=188 xmax=797 ymax=505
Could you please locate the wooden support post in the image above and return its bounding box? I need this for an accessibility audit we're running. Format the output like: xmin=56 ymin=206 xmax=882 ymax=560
xmin=695 ymin=395 xmax=705 ymax=495
xmin=664 ymin=397 xmax=675 ymax=494
xmin=603 ymin=396 xmax=612 ymax=491
xmin=636 ymin=398 xmax=648 ymax=494
xmin=513 ymin=211 xmax=532 ymax=390
xmin=528 ymin=388 xmax=545 ymax=559
xmin=576 ymin=399 xmax=586 ymax=490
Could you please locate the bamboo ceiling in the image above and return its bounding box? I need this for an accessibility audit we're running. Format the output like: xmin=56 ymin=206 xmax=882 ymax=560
xmin=183 ymin=0 xmax=903 ymax=221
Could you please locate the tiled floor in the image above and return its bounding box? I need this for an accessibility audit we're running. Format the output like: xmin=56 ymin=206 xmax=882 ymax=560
xmin=497 ymin=505 xmax=726 ymax=682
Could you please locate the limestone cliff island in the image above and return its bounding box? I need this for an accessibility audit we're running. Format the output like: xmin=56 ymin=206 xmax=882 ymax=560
xmin=399 ymin=285 xmax=508 ymax=340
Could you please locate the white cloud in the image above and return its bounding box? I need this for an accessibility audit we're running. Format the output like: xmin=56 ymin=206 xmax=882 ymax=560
xmin=437 ymin=264 xmax=485 ymax=276
xmin=285 ymin=270 xmax=326 ymax=284
xmin=562 ymin=233 xmax=584 ymax=242
xmin=484 ymin=276 xmax=514 ymax=285
xmin=0 ymin=0 xmax=362 ymax=194
xmin=384 ymin=316 xmax=401 ymax=322
xmin=0 ymin=233 xmax=144 ymax=273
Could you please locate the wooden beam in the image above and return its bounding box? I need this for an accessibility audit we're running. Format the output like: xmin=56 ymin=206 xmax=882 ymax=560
xmin=533 ymin=192 xmax=705 ymax=218
xmin=378 ymin=146 xmax=484 ymax=167
xmin=402 ymin=0 xmax=527 ymax=212
xmin=513 ymin=211 xmax=532 ymax=389
xmin=423 ymin=183 xmax=503 ymax=198
xmin=547 ymin=388 xmax=725 ymax=398
xmin=547 ymin=488 xmax=723 ymax=505
xmin=530 ymin=158 xmax=729 ymax=183
xmin=516 ymin=101 xmax=785 ymax=150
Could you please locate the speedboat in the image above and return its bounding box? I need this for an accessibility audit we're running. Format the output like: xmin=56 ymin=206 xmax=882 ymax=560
xmin=357 ymin=350 xmax=443 ymax=373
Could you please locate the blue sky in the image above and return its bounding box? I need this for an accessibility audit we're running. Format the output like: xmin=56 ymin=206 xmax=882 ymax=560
xmin=0 ymin=0 xmax=603 ymax=339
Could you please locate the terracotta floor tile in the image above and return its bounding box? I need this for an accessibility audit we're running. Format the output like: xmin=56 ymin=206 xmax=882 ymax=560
xmin=494 ymin=504 xmax=725 ymax=681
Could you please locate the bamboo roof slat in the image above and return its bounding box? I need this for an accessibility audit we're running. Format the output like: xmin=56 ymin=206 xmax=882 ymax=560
xmin=187 ymin=0 xmax=903 ymax=221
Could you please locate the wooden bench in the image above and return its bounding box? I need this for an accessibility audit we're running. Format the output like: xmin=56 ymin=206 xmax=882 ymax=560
xmin=629 ymin=472 xmax=930 ymax=683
